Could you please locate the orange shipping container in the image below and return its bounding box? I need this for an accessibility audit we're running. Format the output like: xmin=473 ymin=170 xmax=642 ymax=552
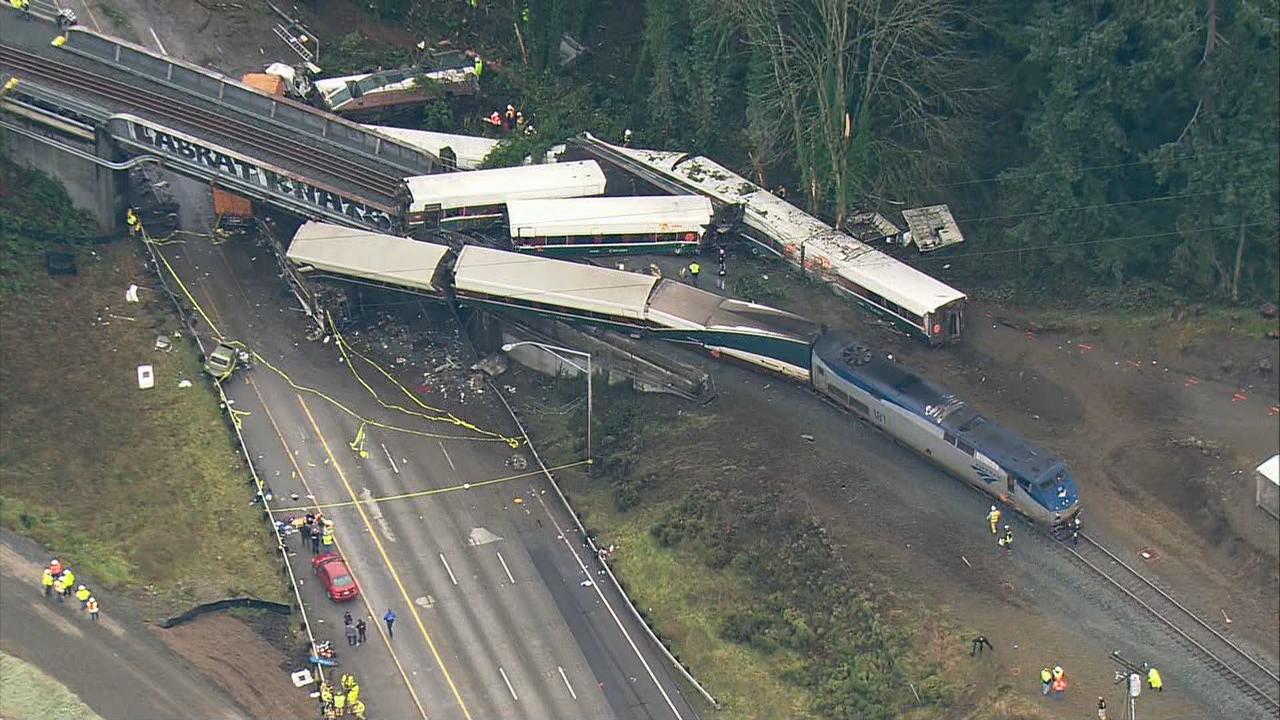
xmin=212 ymin=188 xmax=253 ymax=222
xmin=241 ymin=73 xmax=285 ymax=97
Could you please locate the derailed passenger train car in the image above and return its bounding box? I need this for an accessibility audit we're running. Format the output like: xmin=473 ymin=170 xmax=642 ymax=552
xmin=810 ymin=333 xmax=1079 ymax=527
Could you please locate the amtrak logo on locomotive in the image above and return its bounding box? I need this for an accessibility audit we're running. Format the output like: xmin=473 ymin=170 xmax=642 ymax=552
xmin=122 ymin=120 xmax=392 ymax=229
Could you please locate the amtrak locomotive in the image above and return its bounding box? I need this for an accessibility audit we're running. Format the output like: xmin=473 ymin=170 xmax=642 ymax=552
xmin=810 ymin=333 xmax=1079 ymax=528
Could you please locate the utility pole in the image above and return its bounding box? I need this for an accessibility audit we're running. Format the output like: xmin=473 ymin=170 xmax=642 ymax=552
xmin=1109 ymin=651 xmax=1144 ymax=720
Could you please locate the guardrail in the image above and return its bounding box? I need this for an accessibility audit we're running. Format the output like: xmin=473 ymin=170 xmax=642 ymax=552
xmin=137 ymin=222 xmax=327 ymax=684
xmin=443 ymin=302 xmax=720 ymax=712
xmin=488 ymin=382 xmax=720 ymax=712
xmin=58 ymin=28 xmax=438 ymax=176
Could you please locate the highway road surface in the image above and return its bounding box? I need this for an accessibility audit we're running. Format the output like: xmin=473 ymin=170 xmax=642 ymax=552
xmin=155 ymin=179 xmax=698 ymax=720
xmin=0 ymin=529 xmax=247 ymax=720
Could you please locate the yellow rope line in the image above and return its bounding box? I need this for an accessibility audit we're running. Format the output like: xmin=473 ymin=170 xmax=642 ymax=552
xmin=271 ymin=460 xmax=589 ymax=512
xmin=145 ymin=232 xmax=520 ymax=446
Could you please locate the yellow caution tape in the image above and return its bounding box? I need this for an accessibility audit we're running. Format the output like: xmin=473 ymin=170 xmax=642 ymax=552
xmin=271 ymin=460 xmax=589 ymax=512
xmin=145 ymin=233 xmax=518 ymax=446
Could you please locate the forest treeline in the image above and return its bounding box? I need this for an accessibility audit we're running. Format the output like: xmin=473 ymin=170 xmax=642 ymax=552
xmin=373 ymin=0 xmax=1279 ymax=303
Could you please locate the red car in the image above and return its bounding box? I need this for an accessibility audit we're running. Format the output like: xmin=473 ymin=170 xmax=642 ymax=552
xmin=312 ymin=553 xmax=360 ymax=602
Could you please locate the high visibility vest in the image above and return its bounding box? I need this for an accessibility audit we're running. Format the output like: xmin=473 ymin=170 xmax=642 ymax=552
xmin=689 ymin=263 xmax=700 ymax=275
xmin=1051 ymin=677 xmax=1067 ymax=692
xmin=76 ymin=588 xmax=91 ymax=602
xmin=987 ymin=510 xmax=1000 ymax=524
xmin=61 ymin=571 xmax=74 ymax=587
xmin=126 ymin=212 xmax=138 ymax=226
xmin=87 ymin=599 xmax=99 ymax=613
xmin=1040 ymin=669 xmax=1052 ymax=683
xmin=351 ymin=699 xmax=366 ymax=719
xmin=1147 ymin=668 xmax=1162 ymax=688
xmin=347 ymin=685 xmax=360 ymax=703
xmin=333 ymin=694 xmax=346 ymax=709
xmin=42 ymin=571 xmax=54 ymax=587
xmin=320 ymin=685 xmax=332 ymax=703
xmin=322 ymin=533 xmax=334 ymax=546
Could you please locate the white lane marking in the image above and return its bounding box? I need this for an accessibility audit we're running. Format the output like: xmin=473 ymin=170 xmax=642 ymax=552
xmin=533 ymin=492 xmax=684 ymax=719
xmin=439 ymin=553 xmax=458 ymax=586
xmin=496 ymin=552 xmax=515 ymax=585
xmin=498 ymin=667 xmax=518 ymax=701
xmin=360 ymin=487 xmax=397 ymax=542
xmin=438 ymin=441 xmax=456 ymax=471
xmin=558 ymin=666 xmax=577 ymax=700
xmin=381 ymin=443 xmax=400 ymax=474
xmin=0 ymin=545 xmax=124 ymax=636
xmin=468 ymin=527 xmax=502 ymax=546
xmin=148 ymin=27 xmax=168 ymax=56
xmin=31 ymin=601 xmax=85 ymax=638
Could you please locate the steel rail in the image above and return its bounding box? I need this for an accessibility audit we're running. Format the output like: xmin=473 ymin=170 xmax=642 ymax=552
xmin=0 ymin=45 xmax=404 ymax=199
xmin=1064 ymin=534 xmax=1279 ymax=714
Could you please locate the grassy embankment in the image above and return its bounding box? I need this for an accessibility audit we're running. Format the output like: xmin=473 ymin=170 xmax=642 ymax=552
xmin=0 ymin=157 xmax=285 ymax=617
xmin=0 ymin=652 xmax=103 ymax=720
xmin=520 ymin=380 xmax=1044 ymax=719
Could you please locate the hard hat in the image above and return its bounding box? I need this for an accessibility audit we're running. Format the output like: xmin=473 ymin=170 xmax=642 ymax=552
xmin=1004 ymin=524 xmax=1010 ymax=529
xmin=1054 ymin=666 xmax=1063 ymax=673
xmin=507 ymin=104 xmax=514 ymax=111
xmin=78 ymin=585 xmax=86 ymax=590
xmin=88 ymin=596 xmax=95 ymax=602
xmin=990 ymin=505 xmax=996 ymax=511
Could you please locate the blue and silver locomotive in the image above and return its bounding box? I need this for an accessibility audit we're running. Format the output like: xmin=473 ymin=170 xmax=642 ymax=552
xmin=810 ymin=333 xmax=1079 ymax=527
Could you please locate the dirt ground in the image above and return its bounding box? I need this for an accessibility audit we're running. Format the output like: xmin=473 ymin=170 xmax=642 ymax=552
xmin=66 ymin=0 xmax=449 ymax=76
xmin=51 ymin=0 xmax=1280 ymax=715
xmin=154 ymin=613 xmax=316 ymax=719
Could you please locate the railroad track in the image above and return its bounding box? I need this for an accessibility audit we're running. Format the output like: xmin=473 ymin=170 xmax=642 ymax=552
xmin=0 ymin=45 xmax=404 ymax=201
xmin=1065 ymin=534 xmax=1279 ymax=714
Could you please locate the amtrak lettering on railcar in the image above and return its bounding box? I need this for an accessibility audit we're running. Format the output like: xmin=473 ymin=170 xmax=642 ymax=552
xmin=810 ymin=333 xmax=1079 ymax=527
xmin=119 ymin=117 xmax=394 ymax=229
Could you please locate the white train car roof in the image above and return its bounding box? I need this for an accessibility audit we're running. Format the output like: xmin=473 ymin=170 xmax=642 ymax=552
xmin=609 ymin=143 xmax=965 ymax=318
xmin=452 ymin=246 xmax=658 ymax=321
xmin=406 ymin=160 xmax=607 ymax=213
xmin=362 ymin=126 xmax=500 ymax=170
xmin=286 ymin=221 xmax=450 ymax=293
xmin=745 ymin=192 xmax=966 ymax=318
xmin=505 ymin=195 xmax=713 ymax=238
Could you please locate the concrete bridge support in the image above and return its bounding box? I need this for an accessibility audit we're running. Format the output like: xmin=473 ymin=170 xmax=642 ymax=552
xmin=2 ymin=126 xmax=124 ymax=236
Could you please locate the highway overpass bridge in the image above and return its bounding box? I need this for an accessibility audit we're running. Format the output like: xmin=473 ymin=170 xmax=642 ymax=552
xmin=0 ymin=19 xmax=438 ymax=232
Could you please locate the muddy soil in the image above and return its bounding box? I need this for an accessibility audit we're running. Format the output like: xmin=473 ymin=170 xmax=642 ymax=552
xmin=712 ymin=251 xmax=1280 ymax=660
xmin=154 ymin=613 xmax=316 ymax=719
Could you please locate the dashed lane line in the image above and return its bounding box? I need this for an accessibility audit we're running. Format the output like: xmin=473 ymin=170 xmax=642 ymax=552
xmin=247 ymin=378 xmax=429 ymax=720
xmin=299 ymin=394 xmax=473 ymax=720
xmin=267 ymin=460 xmax=589 ymax=514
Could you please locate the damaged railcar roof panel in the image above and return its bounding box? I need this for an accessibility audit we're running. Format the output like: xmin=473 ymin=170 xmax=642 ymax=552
xmin=286 ymin=221 xmax=451 ymax=294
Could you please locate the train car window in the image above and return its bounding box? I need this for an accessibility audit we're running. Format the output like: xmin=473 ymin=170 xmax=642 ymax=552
xmin=956 ymin=440 xmax=975 ymax=456
xmin=944 ymin=432 xmax=958 ymax=446
xmin=829 ymin=387 xmax=850 ymax=406
xmin=849 ymin=399 xmax=869 ymax=416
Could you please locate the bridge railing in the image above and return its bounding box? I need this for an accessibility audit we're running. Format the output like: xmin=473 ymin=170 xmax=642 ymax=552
xmin=57 ymin=28 xmax=438 ymax=177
